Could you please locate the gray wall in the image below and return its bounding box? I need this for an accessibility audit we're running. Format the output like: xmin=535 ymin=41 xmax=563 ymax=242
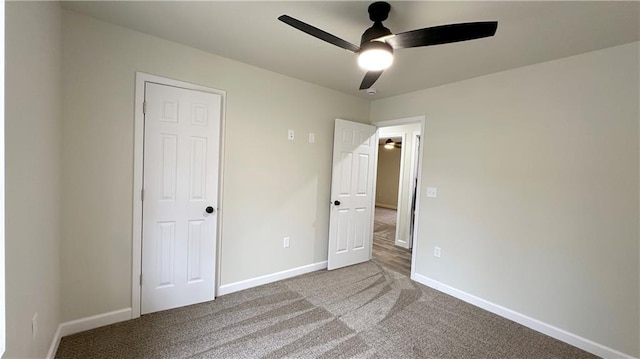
xmin=61 ymin=10 xmax=370 ymax=322
xmin=375 ymin=144 xmax=401 ymax=209
xmin=371 ymin=42 xmax=639 ymax=357
xmin=5 ymin=2 xmax=62 ymax=358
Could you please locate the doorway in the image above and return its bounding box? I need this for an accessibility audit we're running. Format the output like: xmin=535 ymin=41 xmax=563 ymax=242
xmin=372 ymin=121 xmax=422 ymax=276
xmin=326 ymin=117 xmax=424 ymax=277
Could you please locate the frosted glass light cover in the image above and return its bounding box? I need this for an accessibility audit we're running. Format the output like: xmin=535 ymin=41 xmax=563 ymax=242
xmin=358 ymin=49 xmax=394 ymax=71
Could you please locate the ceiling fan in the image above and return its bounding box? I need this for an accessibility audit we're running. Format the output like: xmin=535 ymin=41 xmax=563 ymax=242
xmin=278 ymin=2 xmax=498 ymax=91
xmin=383 ymin=138 xmax=401 ymax=149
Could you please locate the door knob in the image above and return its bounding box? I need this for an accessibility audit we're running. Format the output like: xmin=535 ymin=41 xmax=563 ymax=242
xmin=334 ymin=200 xmax=341 ymax=206
xmin=205 ymin=206 xmax=215 ymax=214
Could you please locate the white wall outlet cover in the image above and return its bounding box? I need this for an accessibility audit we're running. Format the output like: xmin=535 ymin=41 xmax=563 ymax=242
xmin=434 ymin=246 xmax=441 ymax=257
xmin=309 ymin=133 xmax=315 ymax=143
xmin=287 ymin=129 xmax=294 ymax=140
xmin=283 ymin=237 xmax=290 ymax=248
xmin=427 ymin=187 xmax=438 ymax=198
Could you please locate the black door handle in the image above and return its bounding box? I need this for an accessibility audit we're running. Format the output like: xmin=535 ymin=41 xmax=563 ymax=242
xmin=334 ymin=200 xmax=341 ymax=206
xmin=205 ymin=206 xmax=215 ymax=214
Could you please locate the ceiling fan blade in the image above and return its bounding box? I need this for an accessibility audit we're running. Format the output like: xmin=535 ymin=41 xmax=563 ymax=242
xmin=278 ymin=15 xmax=360 ymax=53
xmin=387 ymin=21 xmax=498 ymax=49
xmin=359 ymin=70 xmax=383 ymax=90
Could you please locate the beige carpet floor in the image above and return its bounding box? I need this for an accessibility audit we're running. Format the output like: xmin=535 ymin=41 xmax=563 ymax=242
xmin=56 ymin=261 xmax=595 ymax=358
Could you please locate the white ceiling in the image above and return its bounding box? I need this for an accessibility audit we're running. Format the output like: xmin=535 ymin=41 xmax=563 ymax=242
xmin=61 ymin=1 xmax=639 ymax=99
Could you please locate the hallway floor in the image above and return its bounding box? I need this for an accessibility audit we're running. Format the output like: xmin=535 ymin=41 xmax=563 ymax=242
xmin=372 ymin=207 xmax=412 ymax=276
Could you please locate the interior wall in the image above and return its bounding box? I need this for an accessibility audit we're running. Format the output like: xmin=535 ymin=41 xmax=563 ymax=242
xmin=5 ymin=2 xmax=62 ymax=357
xmin=379 ymin=124 xmax=421 ymax=248
xmin=370 ymin=42 xmax=640 ymax=357
xmin=375 ymin=143 xmax=401 ymax=209
xmin=61 ymin=10 xmax=370 ymax=322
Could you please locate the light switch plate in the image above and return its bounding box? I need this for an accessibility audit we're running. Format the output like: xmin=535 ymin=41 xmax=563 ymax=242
xmin=309 ymin=133 xmax=315 ymax=143
xmin=427 ymin=187 xmax=438 ymax=198
xmin=434 ymin=246 xmax=441 ymax=258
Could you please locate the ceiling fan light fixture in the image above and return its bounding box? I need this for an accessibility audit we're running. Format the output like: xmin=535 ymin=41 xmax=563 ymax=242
xmin=384 ymin=138 xmax=395 ymax=149
xmin=279 ymin=1 xmax=498 ymax=90
xmin=358 ymin=41 xmax=393 ymax=71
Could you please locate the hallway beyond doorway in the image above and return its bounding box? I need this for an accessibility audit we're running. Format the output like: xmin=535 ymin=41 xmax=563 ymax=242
xmin=372 ymin=206 xmax=412 ymax=276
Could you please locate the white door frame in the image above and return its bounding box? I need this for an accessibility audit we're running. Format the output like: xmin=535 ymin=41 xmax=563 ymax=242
xmin=408 ymin=130 xmax=421 ymax=249
xmin=372 ymin=116 xmax=425 ymax=279
xmin=132 ymin=72 xmax=226 ymax=318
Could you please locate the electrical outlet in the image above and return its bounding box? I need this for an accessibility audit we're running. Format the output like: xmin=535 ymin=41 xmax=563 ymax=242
xmin=434 ymin=246 xmax=441 ymax=258
xmin=287 ymin=129 xmax=295 ymax=140
xmin=283 ymin=237 xmax=290 ymax=248
xmin=427 ymin=187 xmax=438 ymax=198
xmin=308 ymin=133 xmax=315 ymax=143
xmin=32 ymin=313 xmax=38 ymax=339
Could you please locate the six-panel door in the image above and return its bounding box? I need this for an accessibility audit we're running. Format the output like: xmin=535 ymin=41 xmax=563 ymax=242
xmin=328 ymin=119 xmax=377 ymax=270
xmin=142 ymin=82 xmax=221 ymax=314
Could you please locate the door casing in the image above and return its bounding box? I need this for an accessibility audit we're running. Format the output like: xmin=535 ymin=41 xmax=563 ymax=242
xmin=372 ymin=116 xmax=426 ymax=280
xmin=132 ymin=72 xmax=226 ymax=318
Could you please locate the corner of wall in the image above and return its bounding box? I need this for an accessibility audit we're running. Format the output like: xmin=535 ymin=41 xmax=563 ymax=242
xmin=4 ymin=1 xmax=63 ymax=357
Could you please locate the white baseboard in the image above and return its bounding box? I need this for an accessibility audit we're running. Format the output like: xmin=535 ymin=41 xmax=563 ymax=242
xmin=395 ymin=238 xmax=410 ymax=249
xmin=45 ymin=272 xmax=635 ymax=359
xmin=45 ymin=261 xmax=328 ymax=357
xmin=46 ymin=308 xmax=132 ymax=359
xmin=45 ymin=325 xmax=62 ymax=359
xmin=375 ymin=203 xmax=397 ymax=210
xmin=411 ymin=273 xmax=636 ymax=359
xmin=218 ymin=261 xmax=327 ymax=296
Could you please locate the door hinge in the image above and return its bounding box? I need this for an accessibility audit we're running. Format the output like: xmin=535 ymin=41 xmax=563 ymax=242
xmin=141 ymin=189 xmax=144 ymax=201
xmin=143 ymin=101 xmax=146 ymax=114
xmin=140 ymin=274 xmax=143 ymax=286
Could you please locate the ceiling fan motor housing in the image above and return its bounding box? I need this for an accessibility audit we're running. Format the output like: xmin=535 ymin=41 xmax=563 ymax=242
xmin=360 ymin=24 xmax=393 ymax=45
xmin=368 ymin=1 xmax=391 ymax=22
xmin=362 ymin=2 xmax=393 ymax=45
xmin=359 ymin=40 xmax=393 ymax=57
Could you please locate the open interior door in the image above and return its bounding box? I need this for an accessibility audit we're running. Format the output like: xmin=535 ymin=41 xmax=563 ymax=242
xmin=328 ymin=119 xmax=378 ymax=270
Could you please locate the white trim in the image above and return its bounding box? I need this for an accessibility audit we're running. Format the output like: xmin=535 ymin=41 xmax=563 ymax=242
xmin=374 ymin=116 xmax=425 ymax=128
xmin=46 ymin=308 xmax=132 ymax=359
xmin=409 ymin=117 xmax=426 ymax=280
xmin=132 ymin=73 xmax=145 ymax=319
xmin=59 ymin=308 xmax=132 ymax=337
xmin=215 ymin=86 xmax=227 ymax=303
xmin=369 ymin=126 xmax=380 ymax=262
xmin=44 ymin=275 xmax=634 ymax=359
xmin=45 ymin=325 xmax=61 ymax=359
xmin=132 ymin=72 xmax=226 ymax=318
xmin=411 ymin=273 xmax=636 ymax=359
xmin=218 ymin=261 xmax=327 ymax=296
xmin=0 ymin=1 xmax=5 ymax=354
xmin=408 ymin=130 xmax=421 ymax=250
xmin=395 ymin=133 xmax=406 ymax=247
xmin=375 ymin=203 xmax=397 ymax=210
